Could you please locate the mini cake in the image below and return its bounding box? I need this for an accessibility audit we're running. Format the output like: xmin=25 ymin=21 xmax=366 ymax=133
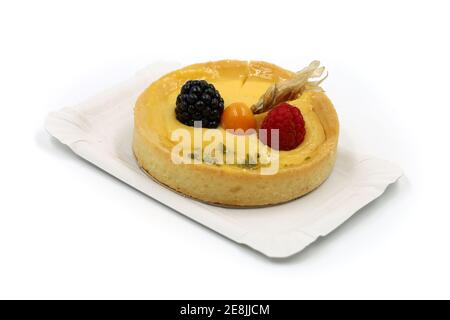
xmin=133 ymin=60 xmax=339 ymax=207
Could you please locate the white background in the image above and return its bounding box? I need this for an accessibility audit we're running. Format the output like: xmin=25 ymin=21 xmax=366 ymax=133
xmin=0 ymin=0 xmax=449 ymax=299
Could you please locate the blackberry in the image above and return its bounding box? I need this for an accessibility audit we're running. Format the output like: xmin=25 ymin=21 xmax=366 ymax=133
xmin=175 ymin=80 xmax=224 ymax=128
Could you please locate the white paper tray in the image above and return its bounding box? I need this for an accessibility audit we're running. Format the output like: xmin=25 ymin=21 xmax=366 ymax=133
xmin=45 ymin=62 xmax=402 ymax=258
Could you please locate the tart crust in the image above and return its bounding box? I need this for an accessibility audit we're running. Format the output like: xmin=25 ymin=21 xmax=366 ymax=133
xmin=133 ymin=60 xmax=339 ymax=207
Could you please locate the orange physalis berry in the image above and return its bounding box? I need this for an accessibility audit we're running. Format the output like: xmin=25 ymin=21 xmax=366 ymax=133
xmin=220 ymin=102 xmax=257 ymax=132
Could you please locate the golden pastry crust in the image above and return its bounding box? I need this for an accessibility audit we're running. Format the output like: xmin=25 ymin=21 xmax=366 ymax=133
xmin=133 ymin=60 xmax=339 ymax=207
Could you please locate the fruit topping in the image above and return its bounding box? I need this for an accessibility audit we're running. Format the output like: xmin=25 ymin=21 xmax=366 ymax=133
xmin=260 ymin=102 xmax=306 ymax=151
xmin=220 ymin=102 xmax=257 ymax=132
xmin=175 ymin=80 xmax=224 ymax=128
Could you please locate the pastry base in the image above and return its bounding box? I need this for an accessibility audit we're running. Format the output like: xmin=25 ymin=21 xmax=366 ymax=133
xmin=135 ymin=153 xmax=332 ymax=208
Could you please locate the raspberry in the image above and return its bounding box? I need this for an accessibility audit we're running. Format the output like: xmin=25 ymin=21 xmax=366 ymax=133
xmin=260 ymin=103 xmax=306 ymax=151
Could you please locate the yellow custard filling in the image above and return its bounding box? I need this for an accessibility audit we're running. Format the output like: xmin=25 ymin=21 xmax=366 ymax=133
xmin=137 ymin=62 xmax=326 ymax=170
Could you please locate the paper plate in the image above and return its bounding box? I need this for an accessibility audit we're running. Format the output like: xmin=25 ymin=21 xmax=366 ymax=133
xmin=45 ymin=62 xmax=402 ymax=258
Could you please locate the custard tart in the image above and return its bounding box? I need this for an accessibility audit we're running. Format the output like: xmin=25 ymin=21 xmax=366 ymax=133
xmin=133 ymin=60 xmax=339 ymax=207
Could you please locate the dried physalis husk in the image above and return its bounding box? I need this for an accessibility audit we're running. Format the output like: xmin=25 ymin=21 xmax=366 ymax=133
xmin=251 ymin=60 xmax=327 ymax=114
